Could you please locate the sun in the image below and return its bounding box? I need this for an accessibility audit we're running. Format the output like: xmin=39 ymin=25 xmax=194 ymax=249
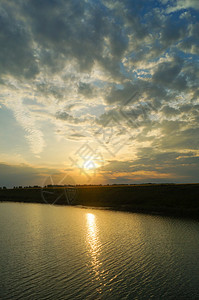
xmin=82 ymin=156 xmax=103 ymax=171
xmin=83 ymin=159 xmax=96 ymax=170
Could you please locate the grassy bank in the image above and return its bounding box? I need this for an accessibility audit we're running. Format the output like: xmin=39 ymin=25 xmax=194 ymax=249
xmin=0 ymin=184 xmax=199 ymax=219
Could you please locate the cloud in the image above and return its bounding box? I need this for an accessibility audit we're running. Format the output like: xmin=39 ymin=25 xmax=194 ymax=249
xmin=158 ymin=126 xmax=199 ymax=151
xmin=22 ymin=0 xmax=128 ymax=79
xmin=78 ymin=82 xmax=93 ymax=98
xmin=105 ymin=82 xmax=139 ymax=104
xmin=55 ymin=111 xmax=78 ymax=123
xmin=6 ymin=98 xmax=45 ymax=155
xmin=0 ymin=0 xmax=198 ymax=183
xmin=166 ymin=0 xmax=199 ymax=13
xmin=0 ymin=2 xmax=39 ymax=79
xmin=179 ymin=22 xmax=199 ymax=54
xmin=152 ymin=57 xmax=182 ymax=84
xmin=0 ymin=162 xmax=61 ymax=187
xmin=55 ymin=110 xmax=93 ymax=125
xmin=101 ymin=149 xmax=199 ymax=183
xmin=161 ymin=105 xmax=179 ymax=116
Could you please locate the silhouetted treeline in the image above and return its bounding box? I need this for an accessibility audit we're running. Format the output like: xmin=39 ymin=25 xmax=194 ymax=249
xmin=0 ymin=183 xmax=199 ymax=220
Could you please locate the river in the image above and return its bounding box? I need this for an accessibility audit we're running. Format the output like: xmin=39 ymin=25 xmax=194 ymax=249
xmin=1 ymin=202 xmax=199 ymax=299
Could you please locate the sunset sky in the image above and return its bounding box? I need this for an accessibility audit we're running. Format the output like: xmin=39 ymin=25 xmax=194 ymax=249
xmin=0 ymin=0 xmax=199 ymax=187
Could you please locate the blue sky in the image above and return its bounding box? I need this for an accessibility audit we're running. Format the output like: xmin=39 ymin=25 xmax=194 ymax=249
xmin=0 ymin=0 xmax=199 ymax=187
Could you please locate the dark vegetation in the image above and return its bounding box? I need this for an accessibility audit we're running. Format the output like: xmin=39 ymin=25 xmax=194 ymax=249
xmin=0 ymin=184 xmax=199 ymax=219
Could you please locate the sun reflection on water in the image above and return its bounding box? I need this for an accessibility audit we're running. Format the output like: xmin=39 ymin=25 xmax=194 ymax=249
xmin=86 ymin=213 xmax=105 ymax=293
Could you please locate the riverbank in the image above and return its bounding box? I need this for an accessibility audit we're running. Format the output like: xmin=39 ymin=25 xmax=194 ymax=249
xmin=0 ymin=184 xmax=199 ymax=219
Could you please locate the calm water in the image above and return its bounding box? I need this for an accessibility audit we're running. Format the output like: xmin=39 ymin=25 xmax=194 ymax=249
xmin=1 ymin=203 xmax=199 ymax=299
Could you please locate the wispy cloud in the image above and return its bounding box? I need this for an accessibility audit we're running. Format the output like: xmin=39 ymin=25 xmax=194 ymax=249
xmin=6 ymin=98 xmax=45 ymax=155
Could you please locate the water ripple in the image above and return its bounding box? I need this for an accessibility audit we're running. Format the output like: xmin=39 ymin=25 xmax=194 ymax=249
xmin=1 ymin=203 xmax=199 ymax=299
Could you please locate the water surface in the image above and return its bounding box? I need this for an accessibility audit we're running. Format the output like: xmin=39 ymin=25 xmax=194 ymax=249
xmin=1 ymin=202 xmax=199 ymax=299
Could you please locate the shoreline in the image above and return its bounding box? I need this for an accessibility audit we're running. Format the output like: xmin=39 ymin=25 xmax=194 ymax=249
xmin=1 ymin=183 xmax=199 ymax=221
xmin=1 ymin=199 xmax=199 ymax=221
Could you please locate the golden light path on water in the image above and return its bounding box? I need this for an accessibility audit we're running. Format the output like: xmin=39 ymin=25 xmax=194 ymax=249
xmin=2 ymin=204 xmax=199 ymax=299
xmin=86 ymin=213 xmax=106 ymax=294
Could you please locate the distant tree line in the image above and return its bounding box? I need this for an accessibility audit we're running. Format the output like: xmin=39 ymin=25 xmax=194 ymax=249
xmin=0 ymin=186 xmax=7 ymax=190
xmin=0 ymin=183 xmax=176 ymax=190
